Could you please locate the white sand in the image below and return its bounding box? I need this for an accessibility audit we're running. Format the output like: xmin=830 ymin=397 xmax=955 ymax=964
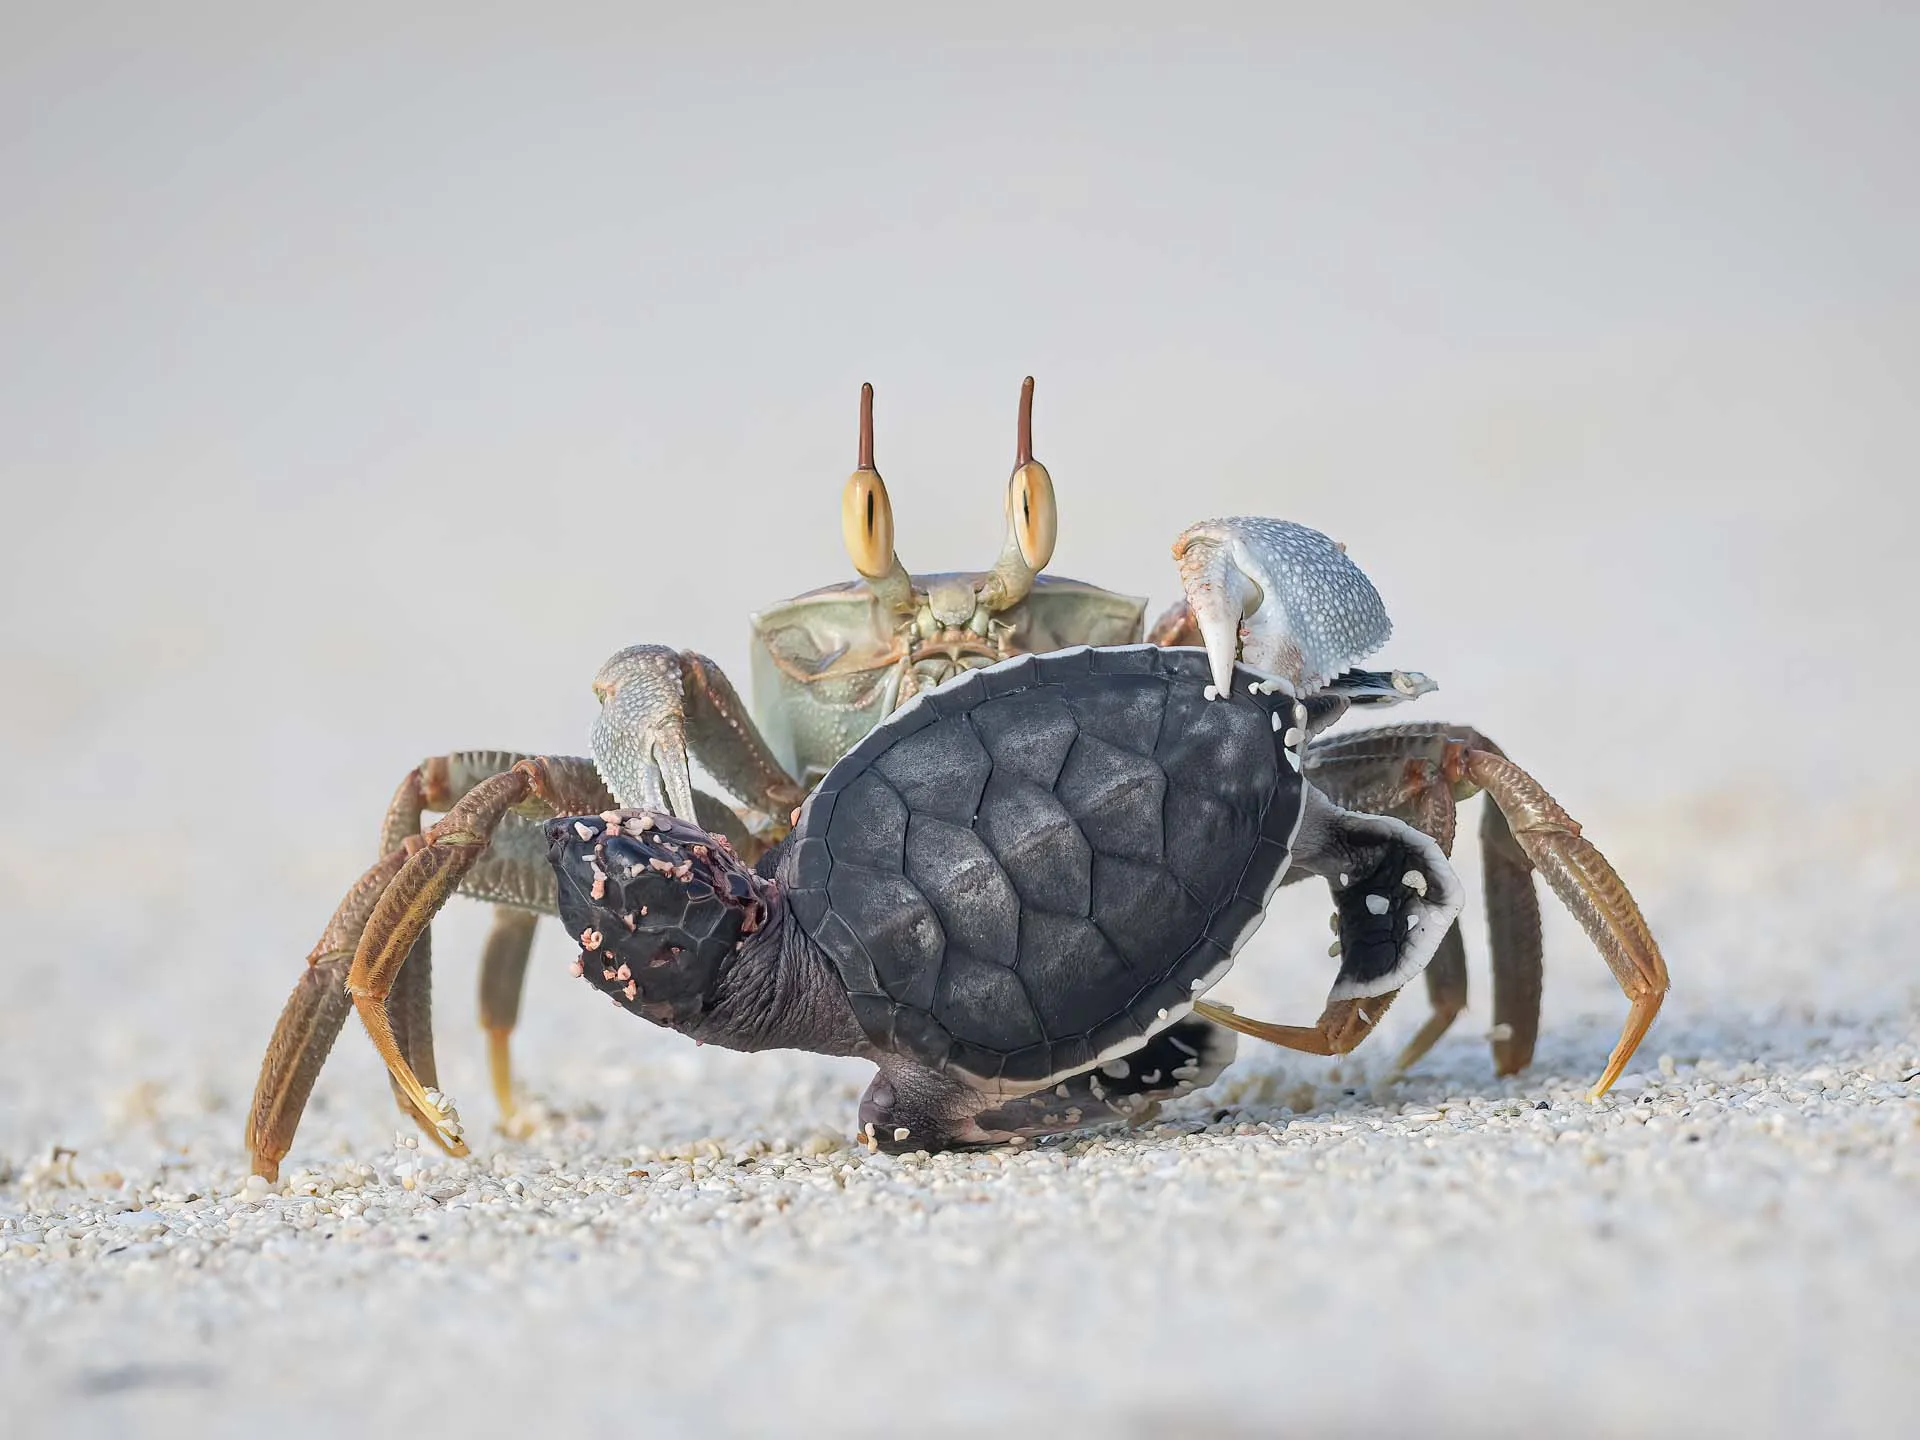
xmin=2 ymin=791 xmax=1915 ymax=1438
xmin=4 ymin=7 xmax=1917 ymax=1436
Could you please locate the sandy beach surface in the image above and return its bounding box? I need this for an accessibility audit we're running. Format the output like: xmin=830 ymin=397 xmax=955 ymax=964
xmin=4 ymin=6 xmax=1917 ymax=1436
xmin=2 ymin=797 xmax=1918 ymax=1439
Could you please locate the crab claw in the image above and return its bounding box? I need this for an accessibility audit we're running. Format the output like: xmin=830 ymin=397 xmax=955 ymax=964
xmin=590 ymin=646 xmax=699 ymax=820
xmin=1171 ymin=517 xmax=1393 ymax=696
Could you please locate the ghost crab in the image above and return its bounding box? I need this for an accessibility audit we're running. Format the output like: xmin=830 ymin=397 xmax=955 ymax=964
xmin=1143 ymin=521 xmax=1668 ymax=1097
xmin=245 ymin=379 xmax=1667 ymax=1179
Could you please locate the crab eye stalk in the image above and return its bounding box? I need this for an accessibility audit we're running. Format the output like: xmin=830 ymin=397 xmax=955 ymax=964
xmin=981 ymin=376 xmax=1058 ymax=613
xmin=838 ymin=382 xmax=916 ymax=615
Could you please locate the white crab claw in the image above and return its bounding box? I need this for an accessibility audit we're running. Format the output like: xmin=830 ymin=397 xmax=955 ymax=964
xmin=1172 ymin=517 xmax=1392 ymax=694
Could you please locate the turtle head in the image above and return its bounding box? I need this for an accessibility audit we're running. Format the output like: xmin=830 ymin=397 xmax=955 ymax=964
xmin=545 ymin=811 xmax=777 ymax=1031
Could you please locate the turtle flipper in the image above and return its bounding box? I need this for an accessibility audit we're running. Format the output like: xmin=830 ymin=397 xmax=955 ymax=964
xmin=1194 ymin=789 xmax=1466 ymax=1071
xmin=857 ymin=1019 xmax=1237 ymax=1153
xmin=1291 ymin=786 xmax=1466 ymax=999
xmin=1296 ymin=667 xmax=1440 ymax=739
xmin=968 ymin=1019 xmax=1238 ymax=1141
xmin=1321 ymin=667 xmax=1437 ymax=706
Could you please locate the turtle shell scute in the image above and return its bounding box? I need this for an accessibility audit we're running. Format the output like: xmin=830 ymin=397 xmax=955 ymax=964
xmin=872 ymin=720 xmax=991 ymax=825
xmin=789 ymin=646 xmax=1303 ymax=1089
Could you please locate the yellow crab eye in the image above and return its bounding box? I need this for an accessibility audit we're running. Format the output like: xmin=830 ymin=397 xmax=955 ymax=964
xmin=840 ymin=380 xmax=899 ymax=581
xmin=841 ymin=467 xmax=896 ymax=580
xmin=1007 ymin=459 xmax=1056 ymax=572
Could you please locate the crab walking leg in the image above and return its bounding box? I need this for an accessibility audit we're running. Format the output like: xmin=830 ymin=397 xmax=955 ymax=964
xmin=476 ymin=907 xmax=538 ymax=1123
xmin=395 ymin=752 xmax=616 ymax=1133
xmin=345 ymin=760 xmax=576 ymax=1153
xmin=1194 ymin=789 xmax=1466 ymax=1068
xmin=248 ymin=754 xmax=621 ymax=1179
xmin=1376 ymin=757 xmax=1480 ymax=1077
xmin=1196 ymin=993 xmax=1403 ymax=1056
xmin=384 ymin=927 xmax=455 ymax=1149
xmin=1313 ymin=726 xmax=1663 ymax=1093
xmin=378 ymin=763 xmax=428 ymax=856
xmin=1392 ymin=927 xmax=1470 ymax=1079
xmin=455 ymin=811 xmax=585 ymax=1131
xmin=1299 ymin=726 xmax=1549 ymax=1078
xmin=384 ymin=763 xmax=451 ymax=1093
xmin=248 ymin=846 xmax=411 ymax=1182
xmin=371 ymin=766 xmax=455 ymax=1142
xmin=1145 ymin=596 xmax=1202 ymax=648
xmin=1479 ymin=796 xmax=1546 ymax=1074
xmin=1462 ymin=749 xmax=1668 ymax=1098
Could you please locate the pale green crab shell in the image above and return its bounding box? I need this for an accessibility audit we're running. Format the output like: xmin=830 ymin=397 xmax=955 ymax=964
xmin=749 ymin=572 xmax=1147 ymax=786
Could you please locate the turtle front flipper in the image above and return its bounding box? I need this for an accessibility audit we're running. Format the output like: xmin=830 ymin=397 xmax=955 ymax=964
xmin=1294 ymin=786 xmax=1466 ymax=999
xmin=1294 ymin=667 xmax=1442 ymax=740
xmin=1320 ymin=666 xmax=1437 ymax=707
xmin=1196 ymin=786 xmax=1465 ymax=1058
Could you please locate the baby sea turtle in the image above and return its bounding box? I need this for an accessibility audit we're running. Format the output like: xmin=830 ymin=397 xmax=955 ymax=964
xmin=546 ymin=645 xmax=1464 ymax=1152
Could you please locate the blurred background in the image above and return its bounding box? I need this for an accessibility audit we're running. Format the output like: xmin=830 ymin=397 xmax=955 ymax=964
xmin=2 ymin=2 xmax=1916 ymax=1432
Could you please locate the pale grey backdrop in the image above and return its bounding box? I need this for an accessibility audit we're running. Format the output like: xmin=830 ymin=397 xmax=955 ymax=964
xmin=2 ymin=4 xmax=1915 ymax=1434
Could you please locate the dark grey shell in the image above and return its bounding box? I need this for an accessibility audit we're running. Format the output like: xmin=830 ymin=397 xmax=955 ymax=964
xmin=785 ymin=645 xmax=1306 ymax=1091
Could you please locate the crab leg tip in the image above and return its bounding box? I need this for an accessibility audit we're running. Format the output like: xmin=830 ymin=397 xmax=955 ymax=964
xmin=1588 ymin=994 xmax=1663 ymax=1100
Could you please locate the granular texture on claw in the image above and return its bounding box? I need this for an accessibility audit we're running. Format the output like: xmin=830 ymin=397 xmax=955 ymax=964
xmin=1178 ymin=517 xmax=1393 ymax=691
xmin=786 ymin=645 xmax=1307 ymax=1091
